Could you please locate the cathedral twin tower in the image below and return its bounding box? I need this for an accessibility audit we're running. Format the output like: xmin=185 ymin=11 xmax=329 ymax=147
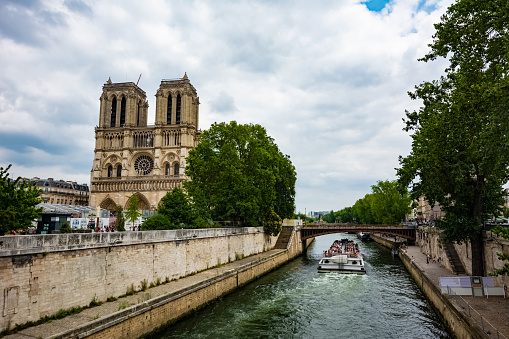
xmin=90 ymin=74 xmax=200 ymax=211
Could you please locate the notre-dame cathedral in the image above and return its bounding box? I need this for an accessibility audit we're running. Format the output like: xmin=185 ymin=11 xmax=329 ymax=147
xmin=89 ymin=74 xmax=200 ymax=211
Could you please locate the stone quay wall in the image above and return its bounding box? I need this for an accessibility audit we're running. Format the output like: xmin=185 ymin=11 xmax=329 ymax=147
xmin=415 ymin=226 xmax=509 ymax=291
xmin=399 ymin=250 xmax=487 ymax=339
xmin=371 ymin=234 xmax=487 ymax=339
xmin=84 ymin=229 xmax=306 ymax=339
xmin=0 ymin=228 xmax=278 ymax=332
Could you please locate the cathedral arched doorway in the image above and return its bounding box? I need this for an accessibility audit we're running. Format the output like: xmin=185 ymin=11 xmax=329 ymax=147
xmin=124 ymin=192 xmax=150 ymax=211
xmin=100 ymin=197 xmax=117 ymax=212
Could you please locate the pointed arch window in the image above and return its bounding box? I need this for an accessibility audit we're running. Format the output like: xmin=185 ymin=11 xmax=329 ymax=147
xmin=107 ymin=165 xmax=113 ymax=178
xmin=165 ymin=163 xmax=170 ymax=176
xmin=137 ymin=101 xmax=140 ymax=126
xmin=110 ymin=97 xmax=117 ymax=127
xmin=167 ymin=94 xmax=172 ymax=124
xmin=176 ymin=94 xmax=181 ymax=124
xmin=174 ymin=163 xmax=179 ymax=176
xmin=120 ymin=96 xmax=126 ymax=127
xmin=117 ymin=165 xmax=122 ymax=178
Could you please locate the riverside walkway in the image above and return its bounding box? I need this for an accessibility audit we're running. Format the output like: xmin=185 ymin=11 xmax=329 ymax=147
xmin=3 ymin=249 xmax=287 ymax=339
xmin=378 ymin=234 xmax=508 ymax=339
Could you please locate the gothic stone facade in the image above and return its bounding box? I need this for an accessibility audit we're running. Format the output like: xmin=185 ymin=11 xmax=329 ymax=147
xmin=90 ymin=74 xmax=200 ymax=211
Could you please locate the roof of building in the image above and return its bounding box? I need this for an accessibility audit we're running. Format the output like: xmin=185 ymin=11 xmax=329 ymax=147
xmin=36 ymin=203 xmax=98 ymax=215
xmin=31 ymin=178 xmax=89 ymax=192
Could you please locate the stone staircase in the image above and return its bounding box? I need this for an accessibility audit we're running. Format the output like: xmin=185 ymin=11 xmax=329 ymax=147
xmin=274 ymin=228 xmax=293 ymax=249
xmin=444 ymin=243 xmax=466 ymax=275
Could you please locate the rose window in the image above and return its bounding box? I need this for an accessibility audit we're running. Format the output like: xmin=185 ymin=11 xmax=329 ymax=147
xmin=134 ymin=155 xmax=154 ymax=175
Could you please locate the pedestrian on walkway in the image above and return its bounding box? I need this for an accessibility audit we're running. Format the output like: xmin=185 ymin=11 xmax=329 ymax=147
xmin=438 ymin=257 xmax=442 ymax=267
xmin=426 ymin=254 xmax=429 ymax=264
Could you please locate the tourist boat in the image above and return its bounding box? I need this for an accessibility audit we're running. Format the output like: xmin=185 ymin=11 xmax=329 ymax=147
xmin=317 ymin=239 xmax=366 ymax=274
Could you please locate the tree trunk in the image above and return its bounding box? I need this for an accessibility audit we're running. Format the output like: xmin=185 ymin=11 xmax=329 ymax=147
xmin=470 ymin=176 xmax=485 ymax=276
xmin=470 ymin=230 xmax=484 ymax=276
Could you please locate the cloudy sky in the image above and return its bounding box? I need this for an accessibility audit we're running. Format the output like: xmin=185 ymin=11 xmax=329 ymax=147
xmin=1 ymin=0 xmax=463 ymax=213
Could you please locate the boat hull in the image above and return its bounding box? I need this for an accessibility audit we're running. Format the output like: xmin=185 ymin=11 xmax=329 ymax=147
xmin=317 ymin=266 xmax=366 ymax=274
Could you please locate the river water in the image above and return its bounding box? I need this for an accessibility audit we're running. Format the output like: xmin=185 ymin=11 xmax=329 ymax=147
xmin=152 ymin=233 xmax=451 ymax=339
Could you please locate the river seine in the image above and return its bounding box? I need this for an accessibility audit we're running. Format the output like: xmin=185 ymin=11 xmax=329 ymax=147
xmin=152 ymin=233 xmax=451 ymax=339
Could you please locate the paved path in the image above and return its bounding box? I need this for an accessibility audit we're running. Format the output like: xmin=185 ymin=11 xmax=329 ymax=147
xmin=399 ymin=240 xmax=508 ymax=338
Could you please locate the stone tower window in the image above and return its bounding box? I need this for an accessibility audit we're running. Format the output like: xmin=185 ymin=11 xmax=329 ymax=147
xmin=110 ymin=97 xmax=117 ymax=127
xmin=120 ymin=96 xmax=126 ymax=127
xmin=117 ymin=165 xmax=122 ymax=178
xmin=174 ymin=163 xmax=179 ymax=176
xmin=165 ymin=163 xmax=170 ymax=176
xmin=176 ymin=94 xmax=181 ymax=124
xmin=167 ymin=94 xmax=172 ymax=124
xmin=134 ymin=155 xmax=154 ymax=175
xmin=107 ymin=165 xmax=113 ymax=178
xmin=137 ymin=102 xmax=140 ymax=126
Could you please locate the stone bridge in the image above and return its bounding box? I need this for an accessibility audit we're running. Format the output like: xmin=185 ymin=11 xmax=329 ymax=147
xmin=300 ymin=223 xmax=416 ymax=243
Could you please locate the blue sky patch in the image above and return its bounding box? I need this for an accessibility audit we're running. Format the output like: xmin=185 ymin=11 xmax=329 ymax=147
xmin=362 ymin=0 xmax=390 ymax=12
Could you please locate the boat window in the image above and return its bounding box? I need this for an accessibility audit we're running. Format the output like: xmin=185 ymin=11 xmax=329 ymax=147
xmin=352 ymin=261 xmax=357 ymax=265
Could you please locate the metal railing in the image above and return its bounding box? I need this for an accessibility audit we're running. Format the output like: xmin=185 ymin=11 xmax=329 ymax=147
xmin=448 ymin=288 xmax=508 ymax=339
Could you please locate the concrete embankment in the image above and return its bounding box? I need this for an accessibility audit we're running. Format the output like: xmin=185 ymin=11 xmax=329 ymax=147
xmin=2 ymin=228 xmax=310 ymax=338
xmin=370 ymin=234 xmax=489 ymax=339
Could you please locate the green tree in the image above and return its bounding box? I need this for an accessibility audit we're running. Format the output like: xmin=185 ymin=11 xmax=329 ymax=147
xmin=141 ymin=213 xmax=174 ymax=230
xmin=157 ymin=187 xmax=198 ymax=228
xmin=322 ymin=210 xmax=336 ymax=223
xmin=0 ymin=165 xmax=42 ymax=235
xmin=184 ymin=121 xmax=296 ymax=231
xmin=125 ymin=194 xmax=142 ymax=227
xmin=335 ymin=207 xmax=355 ymax=223
xmin=397 ymin=1 xmax=509 ymax=276
xmin=115 ymin=205 xmax=125 ymax=232
xmin=59 ymin=221 xmax=72 ymax=233
xmin=370 ymin=180 xmax=412 ymax=224
xmin=491 ymin=226 xmax=509 ymax=277
xmin=263 ymin=208 xmax=282 ymax=236
xmin=352 ymin=195 xmax=375 ymax=224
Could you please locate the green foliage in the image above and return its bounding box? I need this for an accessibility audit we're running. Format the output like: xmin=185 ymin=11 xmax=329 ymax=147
xmin=263 ymin=208 xmax=282 ymax=236
xmin=0 ymin=165 xmax=42 ymax=235
xmin=158 ymin=187 xmax=198 ymax=227
xmin=335 ymin=207 xmax=355 ymax=223
xmin=502 ymin=207 xmax=509 ymax=218
xmin=59 ymin=221 xmax=72 ymax=233
xmin=141 ymin=213 xmax=175 ymax=230
xmin=118 ymin=300 xmax=131 ymax=310
xmin=333 ymin=181 xmax=411 ymax=224
xmin=125 ymin=194 xmax=142 ymax=225
xmin=184 ymin=121 xmax=296 ymax=227
xmin=397 ymin=1 xmax=509 ymax=276
xmin=490 ymin=226 xmax=509 ymax=277
xmin=322 ymin=210 xmax=336 ymax=223
xmin=140 ymin=279 xmax=148 ymax=291
xmin=369 ymin=180 xmax=412 ymax=224
xmin=115 ymin=205 xmax=125 ymax=231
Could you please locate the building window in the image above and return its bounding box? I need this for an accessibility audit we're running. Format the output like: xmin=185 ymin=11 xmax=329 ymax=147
xmin=108 ymin=165 xmax=113 ymax=178
xmin=174 ymin=163 xmax=179 ymax=176
xmin=120 ymin=96 xmax=126 ymax=127
xmin=134 ymin=155 xmax=154 ymax=175
xmin=137 ymin=102 xmax=140 ymax=126
xmin=167 ymin=94 xmax=172 ymax=124
xmin=165 ymin=163 xmax=170 ymax=176
xmin=110 ymin=97 xmax=117 ymax=127
xmin=117 ymin=165 xmax=122 ymax=178
xmin=176 ymin=94 xmax=181 ymax=124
